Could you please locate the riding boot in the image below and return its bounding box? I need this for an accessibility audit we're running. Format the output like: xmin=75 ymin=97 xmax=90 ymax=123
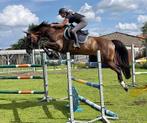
xmin=72 ymin=32 xmax=80 ymax=48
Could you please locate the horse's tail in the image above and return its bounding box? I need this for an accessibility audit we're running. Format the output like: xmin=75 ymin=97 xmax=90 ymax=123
xmin=112 ymin=40 xmax=131 ymax=79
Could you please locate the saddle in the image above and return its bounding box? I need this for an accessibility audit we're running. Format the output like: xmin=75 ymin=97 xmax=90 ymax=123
xmin=64 ymin=25 xmax=89 ymax=43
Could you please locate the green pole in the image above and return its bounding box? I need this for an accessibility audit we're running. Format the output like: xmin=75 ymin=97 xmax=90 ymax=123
xmin=0 ymin=90 xmax=45 ymax=94
xmin=0 ymin=64 xmax=42 ymax=68
xmin=0 ymin=76 xmax=43 ymax=79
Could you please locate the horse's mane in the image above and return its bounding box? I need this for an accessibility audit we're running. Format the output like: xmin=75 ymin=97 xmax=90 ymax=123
xmin=29 ymin=21 xmax=66 ymax=32
xmin=29 ymin=21 xmax=50 ymax=32
xmin=51 ymin=22 xmax=66 ymax=29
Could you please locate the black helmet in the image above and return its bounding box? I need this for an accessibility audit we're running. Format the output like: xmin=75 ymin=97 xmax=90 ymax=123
xmin=58 ymin=8 xmax=68 ymax=14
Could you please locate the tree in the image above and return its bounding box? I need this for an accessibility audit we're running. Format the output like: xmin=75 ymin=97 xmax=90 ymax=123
xmin=141 ymin=22 xmax=147 ymax=58
xmin=11 ymin=38 xmax=26 ymax=49
xmin=141 ymin=22 xmax=147 ymax=34
xmin=10 ymin=24 xmax=38 ymax=49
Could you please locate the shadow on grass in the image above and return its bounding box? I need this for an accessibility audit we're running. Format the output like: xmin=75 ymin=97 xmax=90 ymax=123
xmin=0 ymin=98 xmax=69 ymax=123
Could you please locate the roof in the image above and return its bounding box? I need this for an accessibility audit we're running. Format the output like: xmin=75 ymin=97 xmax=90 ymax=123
xmin=137 ymin=33 xmax=147 ymax=39
xmin=100 ymin=32 xmax=144 ymax=47
xmin=0 ymin=49 xmax=44 ymax=55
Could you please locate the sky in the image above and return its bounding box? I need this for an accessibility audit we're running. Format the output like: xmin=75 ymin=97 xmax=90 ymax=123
xmin=0 ymin=0 xmax=147 ymax=49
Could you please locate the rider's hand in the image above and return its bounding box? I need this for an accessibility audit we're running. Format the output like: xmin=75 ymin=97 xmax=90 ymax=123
xmin=50 ymin=24 xmax=54 ymax=27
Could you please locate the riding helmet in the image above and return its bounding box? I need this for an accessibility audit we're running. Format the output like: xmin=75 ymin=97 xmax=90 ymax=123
xmin=58 ymin=8 xmax=68 ymax=14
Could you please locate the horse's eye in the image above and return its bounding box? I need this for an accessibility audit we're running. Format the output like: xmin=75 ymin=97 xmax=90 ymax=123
xmin=27 ymin=35 xmax=31 ymax=39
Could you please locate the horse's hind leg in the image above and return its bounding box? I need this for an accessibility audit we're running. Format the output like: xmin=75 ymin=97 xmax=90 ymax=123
xmin=107 ymin=61 xmax=128 ymax=92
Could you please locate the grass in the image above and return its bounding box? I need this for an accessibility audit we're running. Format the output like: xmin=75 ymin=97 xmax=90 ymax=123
xmin=0 ymin=67 xmax=147 ymax=123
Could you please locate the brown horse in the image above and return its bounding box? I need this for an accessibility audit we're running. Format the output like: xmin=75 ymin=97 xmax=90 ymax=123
xmin=25 ymin=22 xmax=131 ymax=91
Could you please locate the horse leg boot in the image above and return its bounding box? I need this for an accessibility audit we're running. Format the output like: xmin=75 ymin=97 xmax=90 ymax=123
xmin=117 ymin=70 xmax=129 ymax=92
xmin=71 ymin=31 xmax=80 ymax=48
xmin=114 ymin=66 xmax=128 ymax=92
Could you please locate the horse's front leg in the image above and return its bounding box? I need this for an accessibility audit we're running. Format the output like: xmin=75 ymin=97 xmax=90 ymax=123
xmin=43 ymin=47 xmax=60 ymax=58
xmin=43 ymin=47 xmax=52 ymax=57
xmin=41 ymin=41 xmax=60 ymax=51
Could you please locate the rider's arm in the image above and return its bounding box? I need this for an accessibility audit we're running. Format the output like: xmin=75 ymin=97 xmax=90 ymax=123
xmin=51 ymin=19 xmax=69 ymax=27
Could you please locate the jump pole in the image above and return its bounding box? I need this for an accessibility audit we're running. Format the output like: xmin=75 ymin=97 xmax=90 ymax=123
xmin=0 ymin=90 xmax=45 ymax=94
xmin=66 ymin=52 xmax=74 ymax=123
xmin=0 ymin=64 xmax=42 ymax=68
xmin=71 ymin=86 xmax=118 ymax=118
xmin=78 ymin=95 xmax=118 ymax=118
xmin=0 ymin=52 xmax=50 ymax=102
xmin=41 ymin=53 xmax=51 ymax=102
xmin=0 ymin=76 xmax=43 ymax=79
xmin=131 ymin=44 xmax=147 ymax=86
xmin=131 ymin=44 xmax=136 ymax=86
xmin=67 ymin=51 xmax=118 ymax=123
xmin=71 ymin=77 xmax=100 ymax=89
xmin=94 ymin=50 xmax=111 ymax=123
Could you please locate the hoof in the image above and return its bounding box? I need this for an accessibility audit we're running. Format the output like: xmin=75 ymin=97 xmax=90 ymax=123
xmin=124 ymin=87 xmax=128 ymax=92
xmin=120 ymin=81 xmax=128 ymax=92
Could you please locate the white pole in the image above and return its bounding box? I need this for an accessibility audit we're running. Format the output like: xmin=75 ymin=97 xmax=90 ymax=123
xmin=131 ymin=44 xmax=136 ymax=86
xmin=97 ymin=50 xmax=110 ymax=123
xmin=42 ymin=53 xmax=50 ymax=102
xmin=67 ymin=52 xmax=74 ymax=123
xmin=32 ymin=49 xmax=36 ymax=72
xmin=66 ymin=51 xmax=117 ymax=123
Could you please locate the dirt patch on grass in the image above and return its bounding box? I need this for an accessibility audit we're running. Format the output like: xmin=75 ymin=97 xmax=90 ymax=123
xmin=133 ymin=99 xmax=147 ymax=106
xmin=0 ymin=71 xmax=42 ymax=76
xmin=48 ymin=71 xmax=67 ymax=74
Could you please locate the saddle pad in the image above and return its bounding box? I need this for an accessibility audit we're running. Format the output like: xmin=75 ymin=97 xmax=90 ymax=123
xmin=64 ymin=26 xmax=89 ymax=43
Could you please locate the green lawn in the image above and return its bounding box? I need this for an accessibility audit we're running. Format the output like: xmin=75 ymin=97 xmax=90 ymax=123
xmin=0 ymin=67 xmax=147 ymax=123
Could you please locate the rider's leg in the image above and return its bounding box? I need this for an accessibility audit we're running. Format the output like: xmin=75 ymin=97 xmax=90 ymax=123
xmin=71 ymin=17 xmax=88 ymax=48
xmin=71 ymin=30 xmax=80 ymax=48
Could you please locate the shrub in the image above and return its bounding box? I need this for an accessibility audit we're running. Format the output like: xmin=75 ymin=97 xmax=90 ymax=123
xmin=142 ymin=62 xmax=147 ymax=69
xmin=73 ymin=62 xmax=88 ymax=69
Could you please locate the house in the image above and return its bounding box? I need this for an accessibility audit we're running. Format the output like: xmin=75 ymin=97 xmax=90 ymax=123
xmin=87 ymin=32 xmax=145 ymax=66
xmin=99 ymin=32 xmax=144 ymax=48
xmin=75 ymin=32 xmax=145 ymax=65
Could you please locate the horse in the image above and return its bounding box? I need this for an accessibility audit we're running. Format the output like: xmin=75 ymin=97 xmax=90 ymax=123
xmin=24 ymin=22 xmax=131 ymax=92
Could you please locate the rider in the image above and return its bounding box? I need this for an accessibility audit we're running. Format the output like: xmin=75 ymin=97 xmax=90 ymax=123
xmin=50 ymin=8 xmax=88 ymax=48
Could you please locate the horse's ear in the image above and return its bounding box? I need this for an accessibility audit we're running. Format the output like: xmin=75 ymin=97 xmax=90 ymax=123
xmin=23 ymin=31 xmax=30 ymax=35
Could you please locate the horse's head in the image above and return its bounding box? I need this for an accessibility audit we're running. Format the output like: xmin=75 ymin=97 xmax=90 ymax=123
xmin=24 ymin=22 xmax=50 ymax=54
xmin=24 ymin=31 xmax=40 ymax=55
xmin=25 ymin=22 xmax=65 ymax=55
xmin=25 ymin=31 xmax=39 ymax=43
